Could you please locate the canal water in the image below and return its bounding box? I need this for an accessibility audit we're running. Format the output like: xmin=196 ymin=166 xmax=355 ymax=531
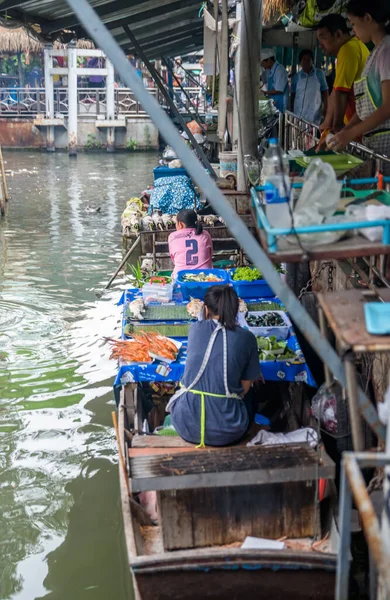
xmin=0 ymin=151 xmax=157 ymax=600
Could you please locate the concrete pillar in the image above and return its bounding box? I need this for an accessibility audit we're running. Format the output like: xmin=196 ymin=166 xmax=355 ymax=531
xmin=44 ymin=45 xmax=55 ymax=152
xmin=106 ymin=57 xmax=115 ymax=153
xmin=67 ymin=41 xmax=78 ymax=156
xmin=237 ymin=0 xmax=262 ymax=190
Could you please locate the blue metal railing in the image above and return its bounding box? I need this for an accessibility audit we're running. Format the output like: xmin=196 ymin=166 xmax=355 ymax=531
xmin=252 ymin=179 xmax=390 ymax=253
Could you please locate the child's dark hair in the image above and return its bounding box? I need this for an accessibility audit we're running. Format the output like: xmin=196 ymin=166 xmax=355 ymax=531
xmin=347 ymin=0 xmax=390 ymax=33
xmin=317 ymin=14 xmax=351 ymax=34
xmin=299 ymin=49 xmax=314 ymax=62
xmin=176 ymin=209 xmax=203 ymax=235
xmin=203 ymin=285 xmax=239 ymax=331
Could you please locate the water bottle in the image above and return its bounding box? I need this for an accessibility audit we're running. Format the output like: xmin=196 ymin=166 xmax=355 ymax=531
xmin=262 ymin=138 xmax=292 ymax=229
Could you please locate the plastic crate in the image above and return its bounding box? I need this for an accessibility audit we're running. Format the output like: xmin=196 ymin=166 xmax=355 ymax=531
xmin=243 ymin=310 xmax=292 ymax=340
xmin=153 ymin=166 xmax=188 ymax=181
xmin=177 ymin=269 xmax=228 ymax=300
xmin=229 ymin=269 xmax=274 ymax=298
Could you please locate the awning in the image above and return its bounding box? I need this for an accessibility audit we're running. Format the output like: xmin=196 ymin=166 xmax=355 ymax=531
xmin=0 ymin=0 xmax=205 ymax=58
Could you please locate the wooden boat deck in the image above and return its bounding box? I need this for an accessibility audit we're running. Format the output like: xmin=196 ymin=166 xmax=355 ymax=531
xmin=129 ymin=443 xmax=335 ymax=493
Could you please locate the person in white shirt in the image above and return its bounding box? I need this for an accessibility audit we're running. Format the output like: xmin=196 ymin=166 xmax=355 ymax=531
xmin=261 ymin=48 xmax=289 ymax=113
xmin=291 ymin=49 xmax=329 ymax=124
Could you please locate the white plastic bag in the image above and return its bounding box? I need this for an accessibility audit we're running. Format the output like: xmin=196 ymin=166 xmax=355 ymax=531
xmin=288 ymin=159 xmax=342 ymax=246
xmin=346 ymin=204 xmax=390 ymax=242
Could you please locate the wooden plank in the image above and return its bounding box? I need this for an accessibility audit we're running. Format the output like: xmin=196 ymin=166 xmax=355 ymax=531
xmin=159 ymin=482 xmax=318 ymax=551
xmin=129 ymin=445 xmax=335 ymax=493
xmin=131 ymin=435 xmax=196 ymax=449
xmin=317 ymin=289 xmax=390 ymax=353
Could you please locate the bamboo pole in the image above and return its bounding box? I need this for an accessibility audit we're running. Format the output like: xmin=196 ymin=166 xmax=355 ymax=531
xmin=0 ymin=146 xmax=9 ymax=201
xmin=98 ymin=235 xmax=140 ymax=296
xmin=112 ymin=410 xmax=131 ymax=497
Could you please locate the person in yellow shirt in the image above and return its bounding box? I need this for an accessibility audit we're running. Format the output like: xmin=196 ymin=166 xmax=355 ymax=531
xmin=317 ymin=14 xmax=369 ymax=131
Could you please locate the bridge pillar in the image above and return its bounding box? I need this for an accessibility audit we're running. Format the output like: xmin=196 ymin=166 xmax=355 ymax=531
xmin=106 ymin=58 xmax=115 ymax=153
xmin=44 ymin=45 xmax=55 ymax=152
xmin=68 ymin=41 xmax=78 ymax=157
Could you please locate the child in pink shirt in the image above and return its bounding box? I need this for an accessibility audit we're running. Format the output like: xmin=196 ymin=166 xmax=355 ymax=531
xmin=168 ymin=209 xmax=213 ymax=278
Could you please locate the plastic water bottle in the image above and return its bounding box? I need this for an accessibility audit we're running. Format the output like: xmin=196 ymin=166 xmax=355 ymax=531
xmin=262 ymin=138 xmax=292 ymax=229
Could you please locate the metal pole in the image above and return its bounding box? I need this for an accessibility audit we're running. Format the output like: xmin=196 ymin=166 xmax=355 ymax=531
xmin=161 ymin=56 xmax=204 ymax=124
xmin=344 ymin=353 xmax=365 ymax=451
xmin=67 ymin=41 xmax=78 ymax=156
xmin=106 ymin=57 xmax=115 ymax=153
xmin=380 ymin=385 xmax=390 ymax=599
xmin=64 ymin=0 xmax=386 ymax=445
xmin=123 ymin=25 xmax=216 ymax=178
xmin=318 ymin=308 xmax=333 ymax=388
xmin=44 ymin=45 xmax=55 ymax=152
xmin=344 ymin=455 xmax=390 ymax=597
xmin=335 ymin=459 xmax=352 ymax=600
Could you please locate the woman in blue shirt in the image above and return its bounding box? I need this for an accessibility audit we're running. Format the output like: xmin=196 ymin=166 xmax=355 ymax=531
xmin=291 ymin=49 xmax=329 ymax=124
xmin=168 ymin=286 xmax=261 ymax=447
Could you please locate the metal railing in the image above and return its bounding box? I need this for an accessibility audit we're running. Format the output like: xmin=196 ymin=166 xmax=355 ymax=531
xmin=0 ymin=86 xmax=204 ymax=118
xmin=337 ymin=450 xmax=390 ymax=600
xmin=283 ymin=111 xmax=390 ymax=176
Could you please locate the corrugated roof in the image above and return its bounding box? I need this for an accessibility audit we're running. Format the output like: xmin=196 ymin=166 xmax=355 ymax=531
xmin=0 ymin=0 xmax=205 ymax=58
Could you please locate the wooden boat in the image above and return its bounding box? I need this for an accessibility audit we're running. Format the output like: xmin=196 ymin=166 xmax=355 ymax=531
xmin=117 ymin=383 xmax=339 ymax=600
xmin=122 ymin=191 xmax=256 ymax=271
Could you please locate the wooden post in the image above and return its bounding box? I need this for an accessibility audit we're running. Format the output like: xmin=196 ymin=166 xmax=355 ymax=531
xmin=217 ymin=0 xmax=228 ymax=147
xmin=67 ymin=42 xmax=78 ymax=157
xmin=44 ymin=45 xmax=55 ymax=152
xmin=106 ymin=57 xmax=115 ymax=153
xmin=237 ymin=0 xmax=262 ymax=191
xmin=0 ymin=146 xmax=9 ymax=202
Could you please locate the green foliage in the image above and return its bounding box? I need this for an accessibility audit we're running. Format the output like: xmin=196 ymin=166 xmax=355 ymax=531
xmin=143 ymin=125 xmax=152 ymax=149
xmin=85 ymin=133 xmax=103 ymax=150
xmin=128 ymin=261 xmax=144 ymax=287
xmin=126 ymin=137 xmax=138 ymax=152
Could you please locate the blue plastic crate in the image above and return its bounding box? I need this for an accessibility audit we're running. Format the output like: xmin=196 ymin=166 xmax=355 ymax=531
xmin=177 ymin=269 xmax=229 ymax=300
xmin=228 ymin=269 xmax=274 ymax=298
xmin=153 ymin=166 xmax=188 ymax=181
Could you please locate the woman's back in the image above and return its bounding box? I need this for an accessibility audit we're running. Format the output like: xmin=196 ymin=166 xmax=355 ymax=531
xmin=168 ymin=227 xmax=213 ymax=277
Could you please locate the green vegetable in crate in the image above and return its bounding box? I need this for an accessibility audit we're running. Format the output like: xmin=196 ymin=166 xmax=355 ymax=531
xmin=257 ymin=335 xmax=298 ymax=361
xmin=233 ymin=265 xmax=285 ymax=282
xmin=233 ymin=267 xmax=263 ymax=281
xmin=247 ymin=312 xmax=285 ymax=327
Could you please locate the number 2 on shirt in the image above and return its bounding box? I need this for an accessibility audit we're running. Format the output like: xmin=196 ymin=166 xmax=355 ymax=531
xmin=185 ymin=239 xmax=198 ymax=266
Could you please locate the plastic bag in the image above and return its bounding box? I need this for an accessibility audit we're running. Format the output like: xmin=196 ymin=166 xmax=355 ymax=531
xmin=311 ymin=383 xmax=339 ymax=434
xmin=346 ymin=204 xmax=390 ymax=242
xmin=288 ymin=158 xmax=342 ymax=246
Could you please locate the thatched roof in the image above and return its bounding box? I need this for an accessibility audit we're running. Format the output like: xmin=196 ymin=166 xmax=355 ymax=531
xmin=263 ymin=0 xmax=293 ymax=26
xmin=0 ymin=25 xmax=94 ymax=53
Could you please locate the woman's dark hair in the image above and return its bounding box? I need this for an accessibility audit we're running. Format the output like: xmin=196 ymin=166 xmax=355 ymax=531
xmin=203 ymin=285 xmax=239 ymax=331
xmin=317 ymin=14 xmax=351 ymax=34
xmin=176 ymin=208 xmax=203 ymax=235
xmin=347 ymin=0 xmax=390 ymax=33
xmin=299 ymin=49 xmax=314 ymax=62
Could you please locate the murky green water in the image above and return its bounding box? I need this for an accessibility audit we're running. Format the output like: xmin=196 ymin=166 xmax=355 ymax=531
xmin=0 ymin=151 xmax=157 ymax=600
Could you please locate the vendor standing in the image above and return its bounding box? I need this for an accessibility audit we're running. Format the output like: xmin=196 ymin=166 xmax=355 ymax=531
xmin=329 ymin=0 xmax=390 ymax=173
xmin=168 ymin=209 xmax=213 ymax=278
xmin=317 ymin=14 xmax=369 ymax=131
xmin=291 ymin=49 xmax=329 ymax=124
xmin=261 ymin=49 xmax=289 ymax=113
xmin=168 ymin=286 xmax=261 ymax=447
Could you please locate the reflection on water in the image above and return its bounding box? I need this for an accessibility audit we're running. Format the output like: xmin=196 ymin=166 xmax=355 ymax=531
xmin=0 ymin=151 xmax=157 ymax=600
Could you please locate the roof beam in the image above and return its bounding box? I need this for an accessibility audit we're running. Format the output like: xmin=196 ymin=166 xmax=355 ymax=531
xmin=146 ymin=38 xmax=203 ymax=59
xmin=114 ymin=15 xmax=201 ymax=44
xmin=136 ymin=34 xmax=203 ymax=58
xmin=118 ymin=23 xmax=203 ymax=50
xmin=45 ymin=0 xmax=199 ymax=34
xmin=73 ymin=0 xmax=199 ymax=37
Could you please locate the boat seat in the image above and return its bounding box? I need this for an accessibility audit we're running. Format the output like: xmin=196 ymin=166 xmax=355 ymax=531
xmin=128 ymin=443 xmax=335 ymax=493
